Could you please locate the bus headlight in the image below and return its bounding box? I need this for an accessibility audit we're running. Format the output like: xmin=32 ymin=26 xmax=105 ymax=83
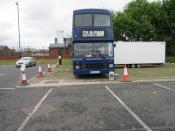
xmin=75 ymin=65 xmax=80 ymax=69
xmin=109 ymin=64 xmax=113 ymax=68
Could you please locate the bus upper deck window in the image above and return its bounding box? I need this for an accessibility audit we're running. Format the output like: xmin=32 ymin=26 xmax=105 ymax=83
xmin=94 ymin=14 xmax=111 ymax=26
xmin=75 ymin=14 xmax=92 ymax=26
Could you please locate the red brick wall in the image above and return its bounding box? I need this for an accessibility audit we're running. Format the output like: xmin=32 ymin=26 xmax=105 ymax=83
xmin=49 ymin=48 xmax=58 ymax=56
xmin=49 ymin=48 xmax=72 ymax=57
xmin=0 ymin=56 xmax=56 ymax=60
xmin=61 ymin=48 xmax=72 ymax=56
xmin=0 ymin=56 xmax=19 ymax=60
xmin=0 ymin=48 xmax=72 ymax=60
xmin=0 ymin=55 xmax=71 ymax=60
xmin=34 ymin=56 xmax=56 ymax=59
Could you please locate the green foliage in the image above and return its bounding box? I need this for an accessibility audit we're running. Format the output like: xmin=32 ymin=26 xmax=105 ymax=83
xmin=0 ymin=60 xmax=16 ymax=65
xmin=112 ymin=0 xmax=175 ymax=56
xmin=166 ymin=56 xmax=175 ymax=63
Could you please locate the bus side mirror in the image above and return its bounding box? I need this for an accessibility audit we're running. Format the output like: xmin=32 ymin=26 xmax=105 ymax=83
xmin=113 ymin=44 xmax=116 ymax=47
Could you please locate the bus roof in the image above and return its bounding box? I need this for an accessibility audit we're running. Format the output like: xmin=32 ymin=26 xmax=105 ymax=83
xmin=73 ymin=9 xmax=111 ymax=15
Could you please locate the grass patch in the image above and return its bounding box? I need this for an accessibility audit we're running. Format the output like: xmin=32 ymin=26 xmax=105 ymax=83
xmin=62 ymin=58 xmax=72 ymax=71
xmin=37 ymin=58 xmax=72 ymax=67
xmin=0 ymin=58 xmax=72 ymax=66
xmin=166 ymin=56 xmax=175 ymax=63
xmin=37 ymin=59 xmax=57 ymax=64
xmin=0 ymin=60 xmax=16 ymax=65
xmin=31 ymin=59 xmax=73 ymax=84
xmin=1 ymin=57 xmax=175 ymax=65
xmin=116 ymin=63 xmax=175 ymax=80
xmin=31 ymin=63 xmax=175 ymax=84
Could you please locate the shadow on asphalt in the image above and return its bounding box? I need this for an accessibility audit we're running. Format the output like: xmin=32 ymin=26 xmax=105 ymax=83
xmin=76 ymin=74 xmax=108 ymax=80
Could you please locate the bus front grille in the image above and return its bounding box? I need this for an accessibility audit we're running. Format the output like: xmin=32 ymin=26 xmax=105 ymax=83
xmin=82 ymin=64 xmax=107 ymax=69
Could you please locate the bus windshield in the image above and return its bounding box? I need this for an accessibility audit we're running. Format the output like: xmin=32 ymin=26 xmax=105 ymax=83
xmin=75 ymin=14 xmax=111 ymax=27
xmin=74 ymin=43 xmax=113 ymax=57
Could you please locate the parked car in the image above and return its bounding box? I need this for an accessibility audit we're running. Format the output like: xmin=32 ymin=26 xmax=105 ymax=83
xmin=16 ymin=57 xmax=36 ymax=68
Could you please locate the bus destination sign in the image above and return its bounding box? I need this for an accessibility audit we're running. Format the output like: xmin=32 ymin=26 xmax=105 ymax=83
xmin=81 ymin=31 xmax=105 ymax=38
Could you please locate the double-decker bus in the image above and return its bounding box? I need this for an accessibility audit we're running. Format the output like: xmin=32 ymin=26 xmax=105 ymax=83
xmin=72 ymin=9 xmax=114 ymax=75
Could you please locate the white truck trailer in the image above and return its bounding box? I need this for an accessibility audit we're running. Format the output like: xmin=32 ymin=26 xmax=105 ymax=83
xmin=114 ymin=41 xmax=166 ymax=67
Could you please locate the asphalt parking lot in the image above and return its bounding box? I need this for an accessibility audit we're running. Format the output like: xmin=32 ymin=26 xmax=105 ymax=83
xmin=0 ymin=64 xmax=47 ymax=88
xmin=1 ymin=81 xmax=175 ymax=131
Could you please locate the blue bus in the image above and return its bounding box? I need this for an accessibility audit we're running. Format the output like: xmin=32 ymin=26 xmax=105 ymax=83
xmin=72 ymin=9 xmax=114 ymax=75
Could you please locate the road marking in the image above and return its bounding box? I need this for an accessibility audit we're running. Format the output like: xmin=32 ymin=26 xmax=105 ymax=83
xmin=0 ymin=74 xmax=7 ymax=76
xmin=154 ymin=83 xmax=175 ymax=92
xmin=0 ymin=88 xmax=15 ymax=90
xmin=17 ymin=88 xmax=53 ymax=131
xmin=105 ymin=86 xmax=152 ymax=131
xmin=28 ymin=76 xmax=36 ymax=82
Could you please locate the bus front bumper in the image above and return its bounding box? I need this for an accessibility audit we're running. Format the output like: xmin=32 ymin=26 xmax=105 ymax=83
xmin=73 ymin=68 xmax=114 ymax=76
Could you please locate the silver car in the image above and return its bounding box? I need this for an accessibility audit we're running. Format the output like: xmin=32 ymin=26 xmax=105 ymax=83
xmin=16 ymin=57 xmax=36 ymax=68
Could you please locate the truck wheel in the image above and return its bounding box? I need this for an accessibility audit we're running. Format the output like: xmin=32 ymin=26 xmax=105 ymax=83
xmin=137 ymin=64 xmax=141 ymax=68
xmin=128 ymin=64 xmax=132 ymax=68
xmin=131 ymin=64 xmax=136 ymax=68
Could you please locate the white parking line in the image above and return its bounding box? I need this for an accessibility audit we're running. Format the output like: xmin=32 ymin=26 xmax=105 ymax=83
xmin=0 ymin=74 xmax=7 ymax=76
xmin=16 ymin=88 xmax=53 ymax=131
xmin=105 ymin=86 xmax=152 ymax=131
xmin=0 ymin=88 xmax=15 ymax=90
xmin=154 ymin=83 xmax=175 ymax=92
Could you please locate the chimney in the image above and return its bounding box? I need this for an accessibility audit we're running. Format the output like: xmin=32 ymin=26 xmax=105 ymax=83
xmin=54 ymin=38 xmax=58 ymax=44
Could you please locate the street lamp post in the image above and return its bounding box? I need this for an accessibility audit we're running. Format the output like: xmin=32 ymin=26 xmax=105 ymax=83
xmin=16 ymin=1 xmax=21 ymax=58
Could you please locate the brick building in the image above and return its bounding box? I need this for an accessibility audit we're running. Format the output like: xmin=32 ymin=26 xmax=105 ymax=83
xmin=49 ymin=44 xmax=71 ymax=57
xmin=0 ymin=45 xmax=14 ymax=56
xmin=49 ymin=38 xmax=72 ymax=57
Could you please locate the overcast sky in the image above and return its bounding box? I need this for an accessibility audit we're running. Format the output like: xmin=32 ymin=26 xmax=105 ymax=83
xmin=0 ymin=0 xmax=154 ymax=49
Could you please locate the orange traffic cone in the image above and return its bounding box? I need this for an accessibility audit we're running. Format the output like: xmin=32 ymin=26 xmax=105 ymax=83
xmin=37 ymin=65 xmax=44 ymax=77
xmin=123 ymin=64 xmax=129 ymax=81
xmin=47 ymin=64 xmax=52 ymax=72
xmin=21 ymin=71 xmax=28 ymax=85
xmin=19 ymin=64 xmax=28 ymax=85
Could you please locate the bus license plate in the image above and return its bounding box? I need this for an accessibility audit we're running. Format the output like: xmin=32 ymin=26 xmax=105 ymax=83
xmin=90 ymin=71 xmax=100 ymax=74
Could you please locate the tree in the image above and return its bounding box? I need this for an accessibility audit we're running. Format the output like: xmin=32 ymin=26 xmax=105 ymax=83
xmin=162 ymin=0 xmax=175 ymax=55
xmin=112 ymin=0 xmax=175 ymax=56
xmin=113 ymin=0 xmax=157 ymax=41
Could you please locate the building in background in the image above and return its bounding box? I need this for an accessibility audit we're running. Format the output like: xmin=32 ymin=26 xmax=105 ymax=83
xmin=64 ymin=37 xmax=72 ymax=48
xmin=49 ymin=34 xmax=72 ymax=57
xmin=0 ymin=45 xmax=14 ymax=56
xmin=22 ymin=48 xmax=49 ymax=57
